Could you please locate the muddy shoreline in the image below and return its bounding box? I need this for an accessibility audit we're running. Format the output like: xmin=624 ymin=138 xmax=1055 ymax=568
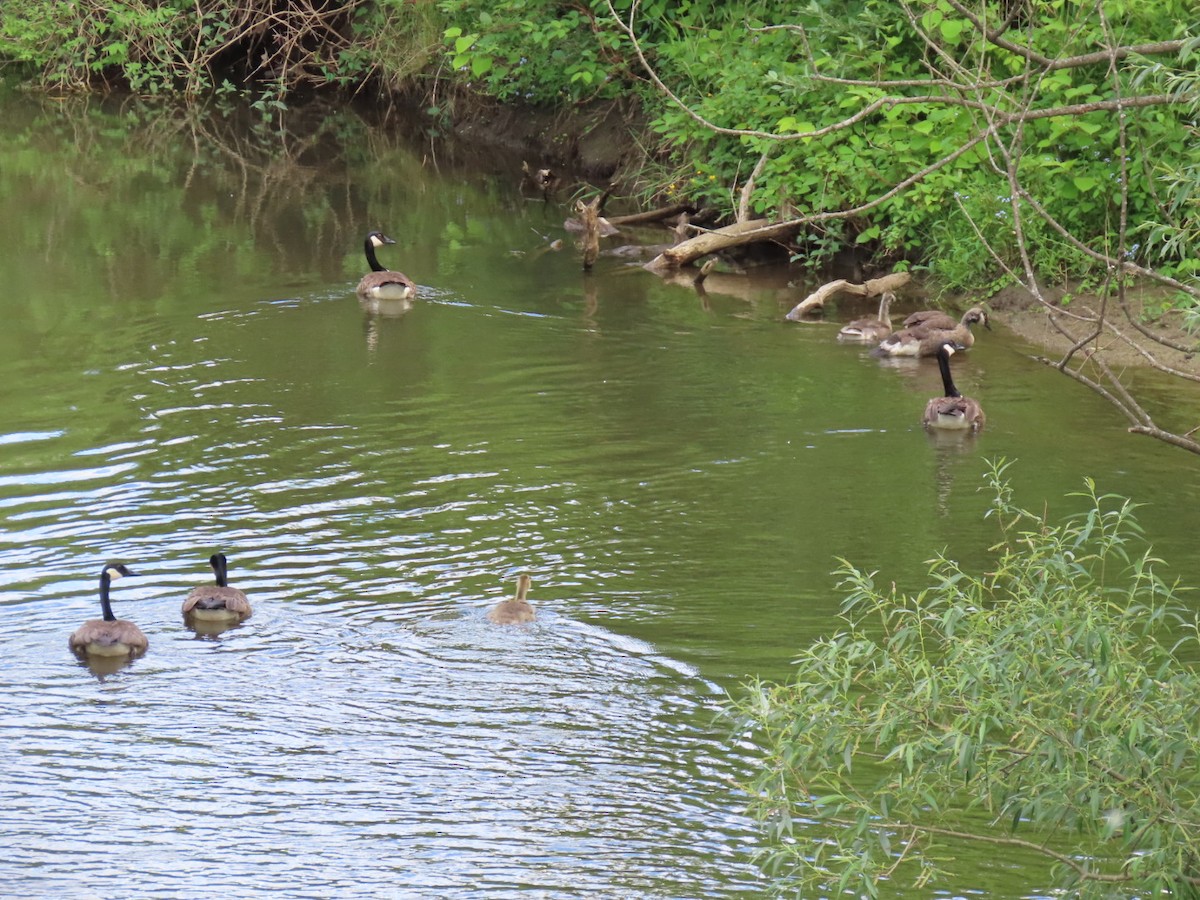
xmin=983 ymin=284 xmax=1200 ymax=376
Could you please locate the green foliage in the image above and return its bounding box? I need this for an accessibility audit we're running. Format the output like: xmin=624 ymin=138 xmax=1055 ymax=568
xmin=343 ymin=0 xmax=443 ymax=95
xmin=0 ymin=0 xmax=441 ymax=98
xmin=1 ymin=0 xmax=223 ymax=94
xmin=2 ymin=0 xmax=1197 ymax=298
xmin=1130 ymin=37 xmax=1200 ymax=276
xmin=733 ymin=461 xmax=1200 ymax=898
xmin=436 ymin=0 xmax=630 ymax=104
xmin=624 ymin=0 xmax=1200 ymax=287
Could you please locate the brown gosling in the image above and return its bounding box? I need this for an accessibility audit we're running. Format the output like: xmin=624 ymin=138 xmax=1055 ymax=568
xmin=69 ymin=563 xmax=148 ymax=658
xmin=487 ymin=574 xmax=536 ymax=625
xmin=874 ymin=306 xmax=990 ymax=357
xmin=901 ymin=308 xmax=959 ymax=330
xmin=181 ymin=553 xmax=252 ymax=622
xmin=356 ymin=231 xmax=417 ymax=301
xmin=837 ymin=291 xmax=894 ymax=343
xmin=922 ymin=342 xmax=986 ymax=431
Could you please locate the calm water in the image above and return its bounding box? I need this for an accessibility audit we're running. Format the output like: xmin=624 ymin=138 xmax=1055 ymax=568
xmin=1 ymin=89 xmax=1198 ymax=899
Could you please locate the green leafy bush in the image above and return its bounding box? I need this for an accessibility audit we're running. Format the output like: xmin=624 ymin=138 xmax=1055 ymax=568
xmin=3 ymin=0 xmax=1196 ymax=294
xmin=0 ymin=0 xmax=441 ymax=98
xmin=734 ymin=461 xmax=1200 ymax=898
xmin=436 ymin=0 xmax=630 ymax=104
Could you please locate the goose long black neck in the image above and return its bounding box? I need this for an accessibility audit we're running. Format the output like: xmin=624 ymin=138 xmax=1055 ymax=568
xmin=937 ymin=346 xmax=962 ymax=398
xmin=211 ymin=553 xmax=229 ymax=588
xmin=98 ymin=571 xmax=116 ymax=622
xmin=364 ymin=238 xmax=386 ymax=273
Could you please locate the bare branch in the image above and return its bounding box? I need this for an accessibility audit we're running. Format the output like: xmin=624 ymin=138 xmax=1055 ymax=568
xmin=941 ymin=0 xmax=1187 ymax=71
xmin=737 ymin=150 xmax=772 ymax=224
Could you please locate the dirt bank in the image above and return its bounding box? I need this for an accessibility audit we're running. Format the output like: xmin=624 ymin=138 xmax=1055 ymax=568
xmin=985 ymin=283 xmax=1200 ymax=377
xmin=449 ymin=97 xmax=641 ymax=183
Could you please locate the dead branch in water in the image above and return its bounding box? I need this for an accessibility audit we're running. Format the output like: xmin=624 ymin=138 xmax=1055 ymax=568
xmin=784 ymin=272 xmax=912 ymax=320
xmin=575 ymin=196 xmax=603 ymax=270
xmin=605 ymin=204 xmax=693 ymax=227
xmin=644 ymin=218 xmax=799 ymax=271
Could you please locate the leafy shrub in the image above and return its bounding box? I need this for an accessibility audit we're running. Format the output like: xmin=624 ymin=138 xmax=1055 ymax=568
xmin=733 ymin=461 xmax=1200 ymax=898
xmin=437 ymin=0 xmax=630 ymax=104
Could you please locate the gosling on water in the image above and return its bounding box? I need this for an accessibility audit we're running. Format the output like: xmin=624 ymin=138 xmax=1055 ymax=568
xmin=874 ymin=306 xmax=990 ymax=357
xmin=487 ymin=574 xmax=536 ymax=625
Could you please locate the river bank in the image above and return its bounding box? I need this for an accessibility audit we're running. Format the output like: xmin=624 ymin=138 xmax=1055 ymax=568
xmin=985 ymin=283 xmax=1200 ymax=376
xmin=433 ymin=98 xmax=1200 ymax=379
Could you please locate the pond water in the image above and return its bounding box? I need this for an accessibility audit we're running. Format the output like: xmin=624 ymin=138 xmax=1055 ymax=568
xmin=1 ymin=88 xmax=1198 ymax=899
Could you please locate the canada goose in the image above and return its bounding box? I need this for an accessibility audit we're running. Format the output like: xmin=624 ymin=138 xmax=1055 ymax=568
xmin=874 ymin=306 xmax=990 ymax=357
xmin=902 ymin=308 xmax=959 ymax=330
xmin=182 ymin=553 xmax=252 ymax=622
xmin=68 ymin=563 xmax=148 ymax=658
xmin=486 ymin=574 xmax=535 ymax=625
xmin=923 ymin=342 xmax=986 ymax=431
xmin=837 ymin=292 xmax=894 ymax=343
xmin=356 ymin=231 xmax=416 ymax=301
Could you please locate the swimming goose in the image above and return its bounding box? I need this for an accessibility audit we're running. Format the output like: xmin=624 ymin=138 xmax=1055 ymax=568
xmin=69 ymin=563 xmax=148 ymax=658
xmin=923 ymin=342 xmax=986 ymax=431
xmin=901 ymin=308 xmax=959 ymax=330
xmin=487 ymin=574 xmax=536 ymax=625
xmin=874 ymin=306 xmax=989 ymax=357
xmin=837 ymin=292 xmax=894 ymax=343
xmin=356 ymin=231 xmax=416 ymax=301
xmin=182 ymin=553 xmax=252 ymax=622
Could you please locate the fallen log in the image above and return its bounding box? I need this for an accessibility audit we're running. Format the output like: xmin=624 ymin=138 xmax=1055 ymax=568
xmin=605 ymin=203 xmax=692 ymax=227
xmin=784 ymin=272 xmax=912 ymax=321
xmin=644 ymin=218 xmax=799 ymax=271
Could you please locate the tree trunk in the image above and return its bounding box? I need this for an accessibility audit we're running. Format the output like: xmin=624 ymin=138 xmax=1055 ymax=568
xmin=644 ymin=218 xmax=799 ymax=271
xmin=784 ymin=272 xmax=912 ymax=320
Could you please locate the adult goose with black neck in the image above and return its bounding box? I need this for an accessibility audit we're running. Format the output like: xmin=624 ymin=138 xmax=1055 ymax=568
xmin=356 ymin=231 xmax=417 ymax=301
xmin=922 ymin=342 xmax=986 ymax=431
xmin=182 ymin=553 xmax=252 ymax=622
xmin=68 ymin=563 xmax=148 ymax=658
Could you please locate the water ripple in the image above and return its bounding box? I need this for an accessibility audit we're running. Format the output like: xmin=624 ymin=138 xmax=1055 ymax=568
xmin=0 ymin=408 xmax=765 ymax=898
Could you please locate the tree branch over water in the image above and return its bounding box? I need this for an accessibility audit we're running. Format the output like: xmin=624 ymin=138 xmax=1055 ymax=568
xmin=605 ymin=0 xmax=1200 ymax=454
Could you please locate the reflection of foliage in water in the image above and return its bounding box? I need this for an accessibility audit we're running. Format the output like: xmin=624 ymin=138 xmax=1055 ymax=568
xmin=0 ymin=95 xmax=460 ymax=303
